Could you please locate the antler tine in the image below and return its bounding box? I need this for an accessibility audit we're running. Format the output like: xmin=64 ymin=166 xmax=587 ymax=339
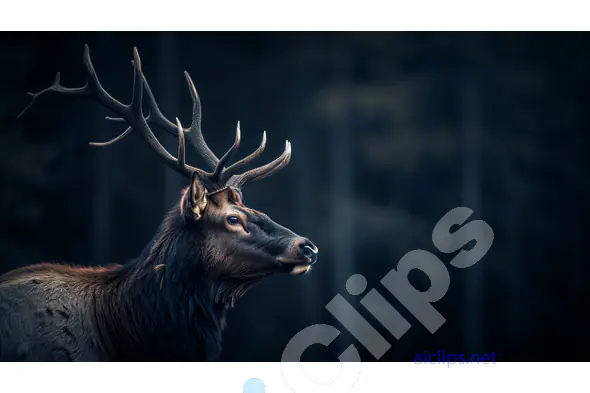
xmin=137 ymin=62 xmax=180 ymax=134
xmin=107 ymin=61 xmax=183 ymax=131
xmin=18 ymin=45 xmax=128 ymax=120
xmin=221 ymin=130 xmax=267 ymax=183
xmin=109 ymin=69 xmax=222 ymax=173
xmin=126 ymin=48 xmax=201 ymax=178
xmin=184 ymin=71 xmax=220 ymax=170
xmin=211 ymin=121 xmax=241 ymax=183
xmin=226 ymin=140 xmax=291 ymax=188
xmin=96 ymin=60 xmax=184 ymax=146
xmin=176 ymin=117 xmax=186 ymax=169
xmin=130 ymin=49 xmax=144 ymax=114
xmin=82 ymin=45 xmax=129 ymax=114
xmin=18 ymin=43 xmax=129 ymax=120
xmin=89 ymin=126 xmax=133 ymax=147
xmin=17 ymin=72 xmax=81 ymax=119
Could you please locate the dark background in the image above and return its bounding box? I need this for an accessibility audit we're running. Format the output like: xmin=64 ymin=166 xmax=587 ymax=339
xmin=0 ymin=32 xmax=588 ymax=361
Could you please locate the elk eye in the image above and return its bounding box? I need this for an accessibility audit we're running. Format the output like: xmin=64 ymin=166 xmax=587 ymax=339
xmin=227 ymin=216 xmax=240 ymax=225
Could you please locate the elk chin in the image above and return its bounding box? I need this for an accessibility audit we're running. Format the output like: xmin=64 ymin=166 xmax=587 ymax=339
xmin=289 ymin=264 xmax=312 ymax=276
xmin=276 ymin=256 xmax=313 ymax=276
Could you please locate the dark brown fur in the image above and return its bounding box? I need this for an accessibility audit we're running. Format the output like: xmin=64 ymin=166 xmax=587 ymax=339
xmin=0 ymin=180 xmax=317 ymax=361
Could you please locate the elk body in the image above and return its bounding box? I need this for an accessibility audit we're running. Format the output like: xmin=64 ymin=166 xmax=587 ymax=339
xmin=0 ymin=46 xmax=318 ymax=361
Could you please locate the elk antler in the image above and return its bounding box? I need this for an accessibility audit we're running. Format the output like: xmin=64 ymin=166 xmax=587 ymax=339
xmin=18 ymin=45 xmax=292 ymax=191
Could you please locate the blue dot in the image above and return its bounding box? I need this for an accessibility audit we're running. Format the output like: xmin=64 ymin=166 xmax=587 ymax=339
xmin=243 ymin=378 xmax=265 ymax=393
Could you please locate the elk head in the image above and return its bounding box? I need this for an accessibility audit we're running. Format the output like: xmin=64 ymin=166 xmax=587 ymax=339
xmin=19 ymin=45 xmax=319 ymax=286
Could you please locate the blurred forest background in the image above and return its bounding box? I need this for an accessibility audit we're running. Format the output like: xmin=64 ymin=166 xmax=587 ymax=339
xmin=0 ymin=32 xmax=588 ymax=361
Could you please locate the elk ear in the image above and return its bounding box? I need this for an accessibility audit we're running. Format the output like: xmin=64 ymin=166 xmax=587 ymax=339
xmin=184 ymin=172 xmax=208 ymax=220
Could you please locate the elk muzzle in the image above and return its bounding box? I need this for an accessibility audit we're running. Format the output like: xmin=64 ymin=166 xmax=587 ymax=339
xmin=277 ymin=237 xmax=319 ymax=275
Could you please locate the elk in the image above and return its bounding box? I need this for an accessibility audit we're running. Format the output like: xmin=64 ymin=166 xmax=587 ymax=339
xmin=0 ymin=45 xmax=318 ymax=361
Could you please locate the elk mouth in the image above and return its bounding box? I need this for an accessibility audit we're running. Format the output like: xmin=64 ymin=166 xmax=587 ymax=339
xmin=276 ymin=257 xmax=314 ymax=276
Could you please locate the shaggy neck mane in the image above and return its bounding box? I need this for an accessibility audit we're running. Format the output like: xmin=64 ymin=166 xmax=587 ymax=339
xmin=92 ymin=204 xmax=252 ymax=361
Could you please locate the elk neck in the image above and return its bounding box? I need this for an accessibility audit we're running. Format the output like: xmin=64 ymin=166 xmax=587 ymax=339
xmin=92 ymin=204 xmax=238 ymax=361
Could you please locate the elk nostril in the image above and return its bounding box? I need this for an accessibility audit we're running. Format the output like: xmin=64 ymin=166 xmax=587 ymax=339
xmin=300 ymin=243 xmax=318 ymax=264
